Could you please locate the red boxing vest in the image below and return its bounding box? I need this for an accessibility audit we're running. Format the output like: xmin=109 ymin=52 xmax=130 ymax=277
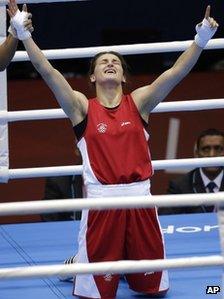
xmin=77 ymin=94 xmax=153 ymax=185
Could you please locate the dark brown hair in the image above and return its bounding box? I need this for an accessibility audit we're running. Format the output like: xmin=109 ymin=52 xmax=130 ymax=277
xmin=88 ymin=51 xmax=129 ymax=78
xmin=196 ymin=128 xmax=224 ymax=150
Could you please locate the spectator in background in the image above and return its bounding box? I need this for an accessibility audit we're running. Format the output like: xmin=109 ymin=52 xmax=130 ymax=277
xmin=41 ymin=148 xmax=83 ymax=221
xmin=41 ymin=175 xmax=83 ymax=221
xmin=159 ymin=128 xmax=224 ymax=215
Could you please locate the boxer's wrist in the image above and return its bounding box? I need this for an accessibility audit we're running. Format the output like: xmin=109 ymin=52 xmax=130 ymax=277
xmin=194 ymin=18 xmax=217 ymax=48
xmin=8 ymin=23 xmax=17 ymax=39
xmin=11 ymin=10 xmax=31 ymax=41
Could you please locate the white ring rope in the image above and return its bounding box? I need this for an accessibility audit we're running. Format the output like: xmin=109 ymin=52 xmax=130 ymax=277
xmin=3 ymin=157 xmax=224 ymax=180
xmin=0 ymin=255 xmax=223 ymax=280
xmin=153 ymin=157 xmax=224 ymax=170
xmin=0 ymin=99 xmax=223 ymax=123
xmin=0 ymin=193 xmax=223 ymax=216
xmin=0 ymin=0 xmax=86 ymax=5
xmin=12 ymin=39 xmax=224 ymax=61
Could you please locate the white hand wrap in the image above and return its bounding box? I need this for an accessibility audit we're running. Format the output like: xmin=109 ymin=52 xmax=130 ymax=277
xmin=194 ymin=18 xmax=217 ymax=48
xmin=11 ymin=10 xmax=31 ymax=41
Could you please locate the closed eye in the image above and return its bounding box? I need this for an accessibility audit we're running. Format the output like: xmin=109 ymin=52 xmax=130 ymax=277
xmin=112 ymin=59 xmax=121 ymax=65
xmin=99 ymin=59 xmax=108 ymax=64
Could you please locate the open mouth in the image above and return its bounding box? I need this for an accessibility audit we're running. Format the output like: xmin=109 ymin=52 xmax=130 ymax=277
xmin=104 ymin=69 xmax=116 ymax=74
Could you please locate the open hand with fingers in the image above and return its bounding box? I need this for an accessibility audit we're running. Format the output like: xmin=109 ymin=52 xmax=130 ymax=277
xmin=195 ymin=5 xmax=219 ymax=48
xmin=7 ymin=0 xmax=33 ymax=40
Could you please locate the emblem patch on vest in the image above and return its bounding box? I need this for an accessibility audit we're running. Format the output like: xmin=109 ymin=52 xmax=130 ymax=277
xmin=103 ymin=274 xmax=113 ymax=282
xmin=97 ymin=123 xmax=107 ymax=133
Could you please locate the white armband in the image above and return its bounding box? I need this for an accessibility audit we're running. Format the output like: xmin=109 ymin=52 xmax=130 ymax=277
xmin=11 ymin=10 xmax=31 ymax=41
xmin=194 ymin=18 xmax=217 ymax=48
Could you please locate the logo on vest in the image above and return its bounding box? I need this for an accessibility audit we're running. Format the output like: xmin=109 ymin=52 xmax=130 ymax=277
xmin=144 ymin=272 xmax=154 ymax=276
xmin=97 ymin=123 xmax=107 ymax=133
xmin=121 ymin=121 xmax=131 ymax=127
xmin=103 ymin=274 xmax=113 ymax=281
